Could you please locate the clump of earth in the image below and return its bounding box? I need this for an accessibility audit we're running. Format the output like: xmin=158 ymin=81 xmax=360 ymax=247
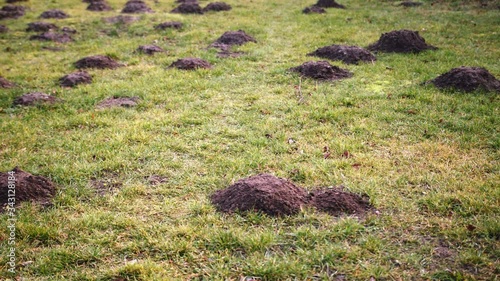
xmin=96 ymin=96 xmax=139 ymax=109
xmin=75 ymin=55 xmax=123 ymax=69
xmin=309 ymin=188 xmax=373 ymax=216
xmin=39 ymin=9 xmax=69 ymax=19
xmin=122 ymin=0 xmax=153 ymax=13
xmin=6 ymin=0 xmax=29 ymax=3
xmin=30 ymin=31 xmax=73 ymax=43
xmin=0 ymin=76 xmax=15 ymax=88
xmin=169 ymin=58 xmax=212 ymax=70
xmin=155 ymin=21 xmax=183 ymax=30
xmin=137 ymin=45 xmax=164 ymax=55
xmin=0 ymin=24 xmax=8 ymax=32
xmin=87 ymin=0 xmax=112 ymax=11
xmin=203 ymin=2 xmax=231 ymax=12
xmin=13 ymin=92 xmax=58 ymax=106
xmin=315 ymin=0 xmax=345 ymax=9
xmin=210 ymin=30 xmax=257 ymax=51
xmin=308 ymin=44 xmax=376 ymax=64
xmin=367 ymin=29 xmax=437 ymax=53
xmin=26 ymin=21 xmax=58 ymax=32
xmin=171 ymin=3 xmax=203 ymax=14
xmin=290 ymin=61 xmax=353 ymax=81
xmin=303 ymin=6 xmax=326 ymax=14
xmin=0 ymin=167 xmax=56 ymax=209
xmin=59 ymin=71 xmax=92 ymax=87
xmin=0 ymin=4 xmax=26 ymax=19
xmin=398 ymin=1 xmax=423 ymax=7
xmin=430 ymin=66 xmax=500 ymax=93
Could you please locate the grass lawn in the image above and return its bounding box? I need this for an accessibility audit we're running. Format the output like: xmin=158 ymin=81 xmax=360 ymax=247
xmin=0 ymin=0 xmax=499 ymax=280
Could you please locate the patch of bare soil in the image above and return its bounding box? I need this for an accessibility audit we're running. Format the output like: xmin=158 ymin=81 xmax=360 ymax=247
xmin=315 ymin=0 xmax=345 ymax=8
xmin=90 ymin=172 xmax=122 ymax=196
xmin=398 ymin=1 xmax=422 ymax=7
xmin=210 ymin=30 xmax=256 ymax=51
xmin=203 ymin=2 xmax=231 ymax=12
xmin=39 ymin=9 xmax=69 ymax=19
xmin=290 ymin=61 xmax=353 ymax=81
xmin=308 ymin=44 xmax=376 ymax=64
xmin=0 ymin=167 xmax=56 ymax=209
xmin=75 ymin=55 xmax=122 ymax=69
xmin=367 ymin=29 xmax=437 ymax=53
xmin=0 ymin=76 xmax=15 ymax=88
xmin=303 ymin=6 xmax=326 ymax=13
xmin=59 ymin=71 xmax=92 ymax=87
xmin=13 ymin=92 xmax=58 ymax=106
xmin=430 ymin=66 xmax=500 ymax=93
xmin=171 ymin=3 xmax=203 ymax=14
xmin=30 ymin=31 xmax=73 ymax=43
xmin=6 ymin=0 xmax=29 ymax=2
xmin=0 ymin=4 xmax=25 ymax=19
xmin=0 ymin=24 xmax=9 ymax=32
xmin=103 ymin=15 xmax=139 ymax=24
xmin=26 ymin=21 xmax=58 ymax=32
xmin=169 ymin=58 xmax=212 ymax=70
xmin=122 ymin=0 xmax=153 ymax=13
xmin=146 ymin=175 xmax=168 ymax=186
xmin=87 ymin=0 xmax=112 ymax=11
xmin=155 ymin=21 xmax=182 ymax=30
xmin=96 ymin=96 xmax=139 ymax=109
xmin=137 ymin=45 xmax=164 ymax=55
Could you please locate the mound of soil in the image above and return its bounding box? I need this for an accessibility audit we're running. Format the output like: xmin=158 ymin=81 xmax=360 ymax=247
xmin=303 ymin=6 xmax=326 ymax=14
xmin=13 ymin=92 xmax=58 ymax=106
xmin=169 ymin=58 xmax=212 ymax=70
xmin=176 ymin=0 xmax=199 ymax=3
xmin=171 ymin=3 xmax=203 ymax=14
xmin=26 ymin=21 xmax=58 ymax=32
xmin=308 ymin=44 xmax=376 ymax=65
xmin=309 ymin=188 xmax=373 ymax=216
xmin=211 ymin=174 xmax=309 ymax=216
xmin=398 ymin=1 xmax=422 ymax=7
xmin=0 ymin=167 xmax=56 ymax=209
xmin=430 ymin=66 xmax=500 ymax=93
xmin=203 ymin=2 xmax=232 ymax=12
xmin=61 ymin=26 xmax=77 ymax=34
xmin=210 ymin=30 xmax=256 ymax=51
xmin=137 ymin=45 xmax=164 ymax=55
xmin=96 ymin=96 xmax=139 ymax=109
xmin=290 ymin=61 xmax=353 ymax=81
xmin=59 ymin=71 xmax=92 ymax=87
xmin=0 ymin=4 xmax=25 ymax=19
xmin=315 ymin=0 xmax=345 ymax=9
xmin=75 ymin=55 xmax=122 ymax=69
xmin=367 ymin=29 xmax=437 ymax=53
xmin=6 ymin=0 xmax=29 ymax=2
xmin=0 ymin=76 xmax=15 ymax=88
xmin=0 ymin=24 xmax=8 ymax=32
xmin=87 ymin=1 xmax=112 ymax=11
xmin=122 ymin=0 xmax=153 ymax=13
xmin=30 ymin=31 xmax=73 ymax=43
xmin=155 ymin=21 xmax=183 ymax=30
xmin=103 ymin=15 xmax=139 ymax=24
xmin=39 ymin=9 xmax=69 ymax=19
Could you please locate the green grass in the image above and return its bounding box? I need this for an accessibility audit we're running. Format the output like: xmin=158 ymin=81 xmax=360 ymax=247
xmin=1 ymin=0 xmax=499 ymax=280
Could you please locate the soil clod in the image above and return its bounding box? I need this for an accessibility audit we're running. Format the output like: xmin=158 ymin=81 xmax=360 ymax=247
xmin=0 ymin=24 xmax=9 ymax=32
xmin=137 ymin=45 xmax=164 ymax=55
xmin=315 ymin=0 xmax=345 ymax=9
xmin=13 ymin=92 xmax=58 ymax=106
xmin=26 ymin=21 xmax=58 ymax=32
xmin=0 ymin=76 xmax=15 ymax=88
xmin=30 ymin=31 xmax=73 ymax=43
xmin=1 ymin=167 xmax=56 ymax=209
xmin=290 ymin=61 xmax=353 ymax=81
xmin=430 ymin=66 xmax=500 ymax=93
xmin=203 ymin=2 xmax=232 ymax=12
xmin=96 ymin=96 xmax=139 ymax=109
xmin=59 ymin=71 xmax=92 ymax=87
xmin=87 ymin=0 xmax=112 ymax=11
xmin=0 ymin=4 xmax=25 ymax=19
xmin=75 ymin=55 xmax=122 ymax=69
xmin=155 ymin=21 xmax=183 ymax=30
xmin=367 ymin=29 xmax=437 ymax=53
xmin=308 ymin=44 xmax=376 ymax=64
xmin=210 ymin=30 xmax=256 ymax=51
xmin=169 ymin=58 xmax=212 ymax=70
xmin=303 ymin=6 xmax=326 ymax=14
xmin=122 ymin=0 xmax=153 ymax=13
xmin=309 ymin=188 xmax=373 ymax=216
xmin=39 ymin=9 xmax=69 ymax=19
xmin=171 ymin=3 xmax=203 ymax=14
xmin=398 ymin=1 xmax=423 ymax=7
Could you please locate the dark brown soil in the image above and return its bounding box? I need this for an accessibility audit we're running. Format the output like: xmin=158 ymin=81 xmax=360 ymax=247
xmin=0 ymin=167 xmax=56 ymax=209
xmin=303 ymin=6 xmax=326 ymax=14
xmin=315 ymin=0 xmax=345 ymax=9
xmin=398 ymin=1 xmax=423 ymax=7
xmin=290 ymin=61 xmax=353 ymax=81
xmin=96 ymin=96 xmax=139 ymax=109
xmin=171 ymin=3 xmax=203 ymax=14
xmin=0 ymin=76 xmax=15 ymax=88
xmin=0 ymin=24 xmax=9 ymax=33
xmin=137 ymin=45 xmax=164 ymax=55
xmin=176 ymin=0 xmax=199 ymax=3
xmin=30 ymin=31 xmax=73 ymax=43
xmin=155 ymin=21 xmax=183 ymax=30
xmin=367 ymin=29 xmax=437 ymax=53
xmin=309 ymin=188 xmax=373 ymax=216
xmin=0 ymin=4 xmax=26 ymax=19
xmin=13 ymin=92 xmax=58 ymax=106
xmin=122 ymin=0 xmax=153 ymax=13
xmin=90 ymin=173 xmax=122 ymax=195
xmin=26 ymin=22 xmax=58 ymax=32
xmin=169 ymin=58 xmax=212 ymax=70
xmin=87 ymin=1 xmax=112 ymax=11
xmin=75 ymin=55 xmax=122 ymax=69
xmin=308 ymin=44 xmax=376 ymax=65
xmin=59 ymin=71 xmax=92 ymax=87
xmin=39 ymin=9 xmax=69 ymax=19
xmin=6 ymin=0 xmax=29 ymax=2
xmin=203 ymin=2 xmax=232 ymax=12
xmin=211 ymin=174 xmax=309 ymax=216
xmin=210 ymin=30 xmax=256 ymax=51
xmin=103 ymin=15 xmax=139 ymax=24
xmin=430 ymin=66 xmax=500 ymax=93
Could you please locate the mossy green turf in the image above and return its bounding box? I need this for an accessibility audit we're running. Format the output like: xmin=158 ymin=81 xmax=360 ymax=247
xmin=0 ymin=0 xmax=499 ymax=280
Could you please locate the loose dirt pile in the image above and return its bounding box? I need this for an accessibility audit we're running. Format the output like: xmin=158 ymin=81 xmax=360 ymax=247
xmin=203 ymin=2 xmax=232 ymax=12
xmin=0 ymin=76 xmax=15 ymax=88
xmin=169 ymin=58 xmax=212 ymax=70
xmin=211 ymin=174 xmax=374 ymax=217
xmin=398 ymin=1 xmax=423 ymax=7
xmin=367 ymin=29 xmax=437 ymax=53
xmin=75 ymin=55 xmax=122 ymax=69
xmin=315 ymin=0 xmax=345 ymax=9
xmin=155 ymin=21 xmax=183 ymax=30
xmin=176 ymin=0 xmax=199 ymax=3
xmin=290 ymin=61 xmax=353 ymax=81
xmin=0 ymin=4 xmax=25 ymax=19
xmin=26 ymin=22 xmax=58 ymax=32
xmin=171 ymin=3 xmax=203 ymax=14
xmin=59 ymin=71 xmax=92 ymax=87
xmin=96 ymin=96 xmax=139 ymax=109
xmin=308 ymin=44 xmax=376 ymax=64
xmin=13 ymin=92 xmax=58 ymax=106
xmin=0 ymin=24 xmax=8 ymax=32
xmin=39 ymin=9 xmax=69 ymax=19
xmin=303 ymin=6 xmax=326 ymax=14
xmin=30 ymin=31 xmax=73 ymax=43
xmin=210 ymin=30 xmax=257 ymax=51
xmin=0 ymin=167 xmax=56 ymax=209
xmin=87 ymin=1 xmax=112 ymax=11
xmin=103 ymin=15 xmax=139 ymax=24
xmin=122 ymin=0 xmax=153 ymax=13
xmin=137 ymin=45 xmax=164 ymax=55
xmin=430 ymin=66 xmax=500 ymax=93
